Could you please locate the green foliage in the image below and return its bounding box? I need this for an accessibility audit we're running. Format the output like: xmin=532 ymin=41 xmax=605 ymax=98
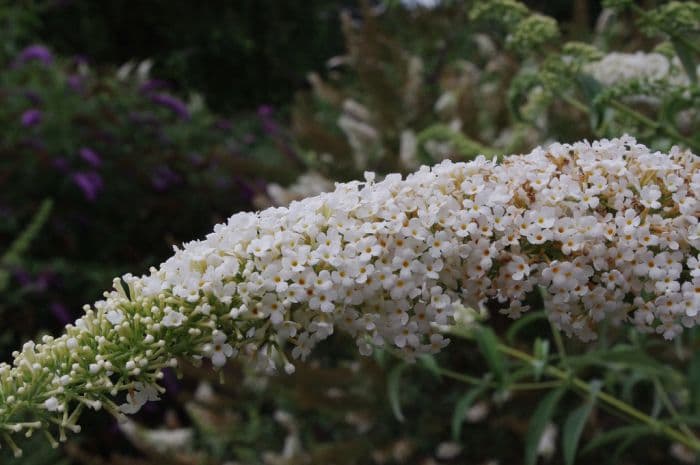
xmin=525 ymin=388 xmax=566 ymax=465
xmin=26 ymin=0 xmax=351 ymax=112
xmin=0 ymin=199 xmax=52 ymax=292
xmin=562 ymin=383 xmax=599 ymax=465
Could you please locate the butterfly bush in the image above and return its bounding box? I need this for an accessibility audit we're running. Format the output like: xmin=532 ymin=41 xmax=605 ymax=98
xmin=1 ymin=136 xmax=699 ymax=453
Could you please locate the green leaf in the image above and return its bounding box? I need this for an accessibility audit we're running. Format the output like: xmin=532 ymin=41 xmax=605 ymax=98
xmin=580 ymin=425 xmax=653 ymax=456
xmin=576 ymin=74 xmax=605 ymax=129
xmin=418 ymin=354 xmax=442 ymax=380
xmin=387 ymin=363 xmax=409 ymax=422
xmin=525 ymin=387 xmax=566 ymax=465
xmin=688 ymin=350 xmax=700 ymax=414
xmin=673 ymin=39 xmax=698 ymax=84
xmin=475 ymin=326 xmax=506 ymax=384
xmin=532 ymin=338 xmax=550 ymax=381
xmin=562 ymin=386 xmax=599 ymax=465
xmin=506 ymin=311 xmax=547 ymax=343
xmin=451 ymin=385 xmax=488 ymax=440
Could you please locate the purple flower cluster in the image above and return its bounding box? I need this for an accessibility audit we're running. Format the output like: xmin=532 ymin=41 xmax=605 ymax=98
xmin=71 ymin=171 xmax=103 ymax=202
xmin=149 ymin=92 xmax=190 ymax=120
xmin=15 ymin=45 xmax=54 ymax=67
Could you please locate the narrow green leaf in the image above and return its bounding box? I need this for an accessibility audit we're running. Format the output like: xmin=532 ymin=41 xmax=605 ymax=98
xmin=532 ymin=338 xmax=550 ymax=381
xmin=576 ymin=74 xmax=605 ymax=129
xmin=525 ymin=387 xmax=566 ymax=465
xmin=506 ymin=311 xmax=547 ymax=343
xmin=580 ymin=425 xmax=653 ymax=456
xmin=474 ymin=326 xmax=506 ymax=384
xmin=451 ymin=385 xmax=488 ymax=440
xmin=562 ymin=400 xmax=596 ymax=465
xmin=418 ymin=354 xmax=442 ymax=380
xmin=688 ymin=351 xmax=700 ymax=414
xmin=673 ymin=40 xmax=698 ymax=84
xmin=387 ymin=363 xmax=408 ymax=422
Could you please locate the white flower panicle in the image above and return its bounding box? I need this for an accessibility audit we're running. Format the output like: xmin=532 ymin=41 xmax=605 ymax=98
xmin=584 ymin=52 xmax=698 ymax=87
xmin=1 ymin=136 xmax=699 ymax=450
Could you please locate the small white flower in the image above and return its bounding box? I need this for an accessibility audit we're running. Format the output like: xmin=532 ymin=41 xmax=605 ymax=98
xmin=204 ymin=331 xmax=235 ymax=368
xmin=162 ymin=307 xmax=186 ymax=327
xmin=106 ymin=310 xmax=125 ymax=325
xmin=119 ymin=382 xmax=160 ymax=415
xmin=44 ymin=396 xmax=61 ymax=412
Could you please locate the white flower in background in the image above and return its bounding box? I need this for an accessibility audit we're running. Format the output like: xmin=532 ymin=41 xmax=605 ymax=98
xmin=1 ymin=136 xmax=699 ymax=446
xmin=266 ymin=172 xmax=335 ymax=207
xmin=584 ymin=52 xmax=697 ymax=87
xmin=537 ymin=423 xmax=558 ymax=460
xmin=401 ymin=0 xmax=441 ymax=9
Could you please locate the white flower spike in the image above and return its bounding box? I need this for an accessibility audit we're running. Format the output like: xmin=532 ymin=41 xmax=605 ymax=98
xmin=0 ymin=136 xmax=698 ymax=450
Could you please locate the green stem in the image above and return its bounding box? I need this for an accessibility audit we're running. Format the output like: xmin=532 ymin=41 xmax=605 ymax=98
xmin=437 ymin=367 xmax=561 ymax=391
xmin=563 ymin=92 xmax=700 ymax=153
xmin=497 ymin=343 xmax=700 ymax=452
xmin=607 ymin=100 xmax=699 ymax=152
xmin=653 ymin=376 xmax=696 ymax=440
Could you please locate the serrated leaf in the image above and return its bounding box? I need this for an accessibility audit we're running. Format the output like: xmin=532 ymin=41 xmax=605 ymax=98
xmin=474 ymin=326 xmax=506 ymax=384
xmin=525 ymin=387 xmax=566 ymax=465
xmin=451 ymin=385 xmax=488 ymax=440
xmin=562 ymin=398 xmax=597 ymax=465
xmin=387 ymin=363 xmax=408 ymax=422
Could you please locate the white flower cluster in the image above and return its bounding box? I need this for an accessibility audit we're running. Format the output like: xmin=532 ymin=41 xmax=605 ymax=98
xmin=584 ymin=52 xmax=697 ymax=87
xmin=1 ymin=136 xmax=699 ymax=451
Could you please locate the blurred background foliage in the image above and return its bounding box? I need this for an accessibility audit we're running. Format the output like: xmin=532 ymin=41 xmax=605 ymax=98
xmin=2 ymin=0 xmax=700 ymax=464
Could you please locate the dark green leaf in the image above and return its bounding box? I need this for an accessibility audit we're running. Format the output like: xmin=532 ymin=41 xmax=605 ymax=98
xmin=688 ymin=351 xmax=700 ymax=414
xmin=506 ymin=311 xmax=547 ymax=343
xmin=451 ymin=385 xmax=488 ymax=440
xmin=532 ymin=338 xmax=550 ymax=381
xmin=525 ymin=387 xmax=566 ymax=465
xmin=580 ymin=425 xmax=653 ymax=456
xmin=387 ymin=363 xmax=409 ymax=422
xmin=673 ymin=40 xmax=698 ymax=84
xmin=576 ymin=74 xmax=605 ymax=130
xmin=563 ymin=384 xmax=599 ymax=465
xmin=475 ymin=326 xmax=507 ymax=384
xmin=418 ymin=354 xmax=442 ymax=380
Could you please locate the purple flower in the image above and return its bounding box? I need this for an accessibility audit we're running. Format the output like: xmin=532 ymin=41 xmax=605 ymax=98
xmin=151 ymin=165 xmax=182 ymax=191
xmin=52 ymin=157 xmax=69 ymax=173
xmin=71 ymin=171 xmax=103 ymax=201
xmin=257 ymin=105 xmax=273 ymax=118
xmin=139 ymin=79 xmax=169 ymax=94
xmin=13 ymin=269 xmax=33 ymax=287
xmin=21 ymin=109 xmax=42 ymax=127
xmin=150 ymin=93 xmax=190 ymax=120
xmin=16 ymin=45 xmax=53 ymax=66
xmin=79 ymin=147 xmax=102 ymax=168
xmin=67 ymin=74 xmax=84 ymax=93
xmin=215 ymin=118 xmax=233 ymax=131
xmin=50 ymin=302 xmax=72 ymax=326
xmin=24 ymin=91 xmax=42 ymax=105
